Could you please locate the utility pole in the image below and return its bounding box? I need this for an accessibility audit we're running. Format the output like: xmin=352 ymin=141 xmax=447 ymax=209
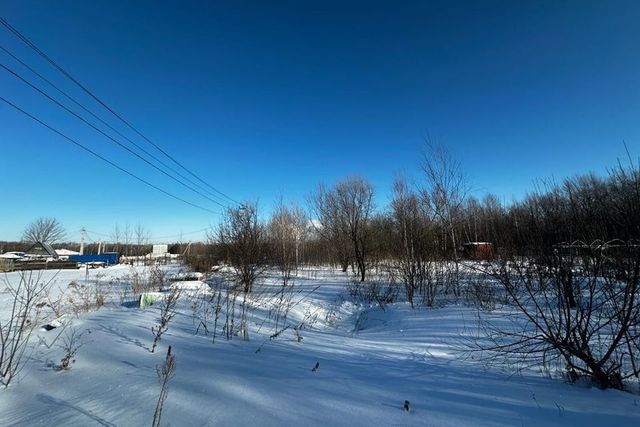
xmin=80 ymin=227 xmax=86 ymax=255
xmin=182 ymin=241 xmax=192 ymax=257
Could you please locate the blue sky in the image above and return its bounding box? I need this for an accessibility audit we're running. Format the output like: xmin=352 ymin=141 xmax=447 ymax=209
xmin=1 ymin=1 xmax=639 ymax=242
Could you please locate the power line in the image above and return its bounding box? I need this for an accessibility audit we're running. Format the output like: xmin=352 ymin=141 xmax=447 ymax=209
xmin=85 ymin=227 xmax=209 ymax=240
xmin=0 ymin=95 xmax=221 ymax=215
xmin=0 ymin=44 xmax=233 ymax=205
xmin=153 ymin=228 xmax=210 ymax=240
xmin=83 ymin=231 xmax=99 ymax=243
xmin=0 ymin=15 xmax=241 ymax=206
xmin=0 ymin=60 xmax=230 ymax=209
xmin=82 ymin=229 xmax=110 ymax=238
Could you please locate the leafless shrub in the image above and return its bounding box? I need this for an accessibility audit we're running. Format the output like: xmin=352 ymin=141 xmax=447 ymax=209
xmin=239 ymin=291 xmax=250 ymax=341
xmin=66 ymin=278 xmax=104 ymax=314
xmin=151 ymin=288 xmax=181 ymax=353
xmin=152 ymin=345 xmax=176 ymax=427
xmin=183 ymin=243 xmax=221 ymax=273
xmin=473 ymin=244 xmax=640 ymax=390
xmin=128 ymin=269 xmax=151 ymax=295
xmin=324 ymin=295 xmax=342 ymax=327
xmin=463 ymin=269 xmax=497 ymax=311
xmin=1 ymin=271 xmax=54 ymax=386
xmin=212 ymin=203 xmax=267 ymax=341
xmin=94 ymin=280 xmax=105 ymax=309
xmin=108 ymin=278 xmax=131 ymax=306
xmin=222 ymin=286 xmax=239 ymax=340
xmin=295 ymin=306 xmax=320 ymax=339
xmin=346 ymin=278 xmax=398 ymax=310
xmin=424 ymin=261 xmax=457 ymax=306
xmin=149 ymin=264 xmax=166 ymax=292
xmin=58 ymin=328 xmax=85 ymax=370
xmin=255 ymin=325 xmax=291 ymax=353
xmin=212 ymin=290 xmax=222 ymax=343
xmin=66 ymin=281 xmax=90 ymax=313
xmin=190 ymin=298 xmax=203 ymax=332
xmin=191 ymin=289 xmax=222 ymax=339
xmin=45 ymin=291 xmax=66 ymax=318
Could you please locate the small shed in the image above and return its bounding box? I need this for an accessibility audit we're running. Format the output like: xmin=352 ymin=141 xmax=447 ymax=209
xmin=25 ymin=241 xmax=59 ymax=259
xmin=461 ymin=242 xmax=495 ymax=260
xmin=152 ymin=244 xmax=168 ymax=256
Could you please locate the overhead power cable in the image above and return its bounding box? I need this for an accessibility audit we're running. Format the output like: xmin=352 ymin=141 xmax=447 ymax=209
xmin=0 ymin=95 xmax=221 ymax=215
xmin=0 ymin=15 xmax=241 ymax=206
xmin=82 ymin=229 xmax=111 ymax=238
xmin=0 ymin=61 xmax=230 ymax=209
xmin=0 ymin=44 xmax=232 ymax=205
xmin=85 ymin=227 xmax=209 ymax=241
xmin=83 ymin=231 xmax=98 ymax=243
xmin=152 ymin=228 xmax=210 ymax=239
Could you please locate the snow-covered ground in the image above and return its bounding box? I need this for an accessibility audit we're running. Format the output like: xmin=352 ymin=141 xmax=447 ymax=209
xmin=1 ymin=264 xmax=639 ymax=426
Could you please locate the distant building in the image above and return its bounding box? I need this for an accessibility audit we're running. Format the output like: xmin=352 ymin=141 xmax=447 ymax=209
xmin=0 ymin=251 xmax=26 ymax=260
xmin=25 ymin=241 xmax=58 ymax=259
xmin=461 ymin=242 xmax=495 ymax=260
xmin=55 ymin=248 xmax=81 ymax=260
xmin=152 ymin=244 xmax=168 ymax=256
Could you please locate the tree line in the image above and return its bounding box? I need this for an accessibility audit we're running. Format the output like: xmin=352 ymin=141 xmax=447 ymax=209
xmin=198 ymin=145 xmax=640 ymax=279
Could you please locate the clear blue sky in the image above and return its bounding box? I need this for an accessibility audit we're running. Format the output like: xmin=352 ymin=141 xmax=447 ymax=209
xmin=1 ymin=1 xmax=639 ymax=242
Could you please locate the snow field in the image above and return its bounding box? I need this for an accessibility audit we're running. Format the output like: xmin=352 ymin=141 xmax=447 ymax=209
xmin=0 ymin=264 xmax=639 ymax=426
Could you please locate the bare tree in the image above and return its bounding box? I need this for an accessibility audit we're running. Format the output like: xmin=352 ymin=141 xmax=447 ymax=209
xmin=214 ymin=203 xmax=267 ymax=295
xmin=391 ymin=177 xmax=435 ymax=307
xmin=111 ymin=224 xmax=121 ymax=255
xmin=213 ymin=202 xmax=267 ymax=340
xmin=22 ymin=217 xmax=66 ymax=244
xmin=422 ymin=142 xmax=469 ymax=293
xmin=309 ymin=184 xmax=352 ymax=272
xmin=123 ymin=223 xmax=132 ymax=257
xmin=268 ymin=200 xmax=307 ymax=331
xmin=290 ymin=203 xmax=309 ymax=269
xmin=134 ymin=222 xmax=150 ymax=257
xmin=269 ymin=200 xmax=302 ymax=285
xmin=311 ymin=177 xmax=375 ymax=281
xmin=336 ymin=177 xmax=375 ymax=282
